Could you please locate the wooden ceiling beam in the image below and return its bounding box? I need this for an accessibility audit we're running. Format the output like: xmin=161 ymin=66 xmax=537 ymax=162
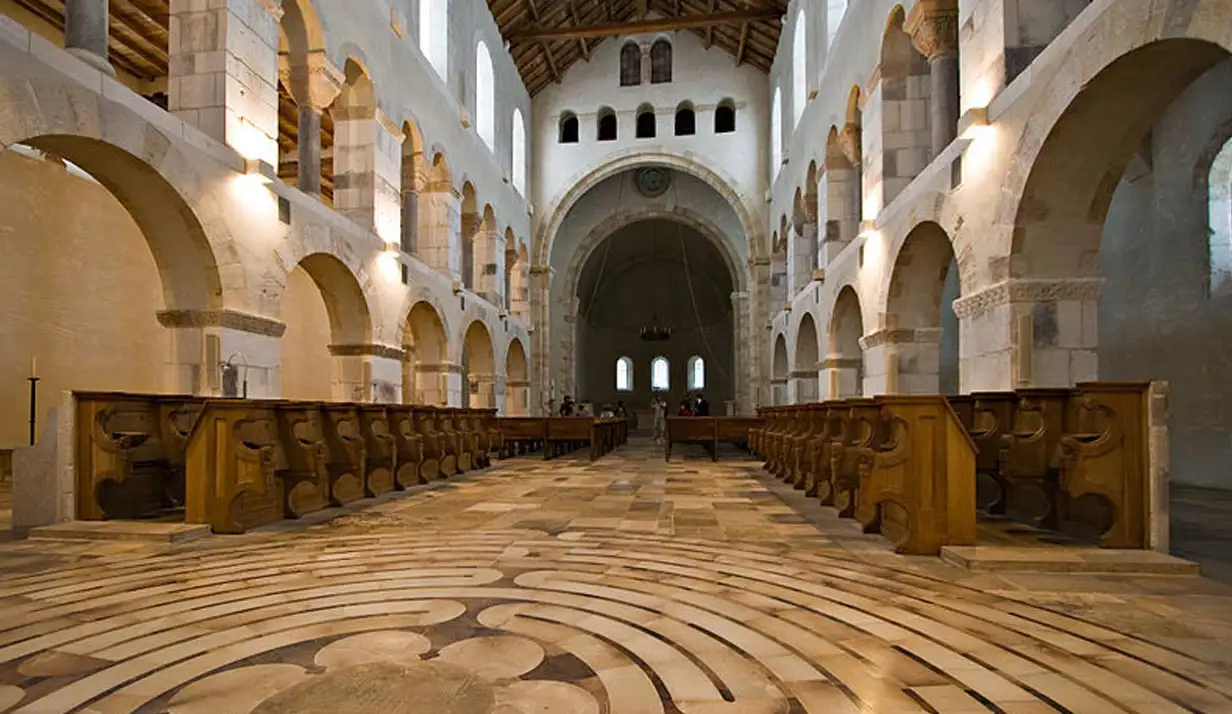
xmin=523 ymin=0 xmax=563 ymax=84
xmin=509 ymin=8 xmax=780 ymax=41
xmin=567 ymin=0 xmax=590 ymax=60
xmin=703 ymin=0 xmax=716 ymax=47
xmin=735 ymin=21 xmax=749 ymax=66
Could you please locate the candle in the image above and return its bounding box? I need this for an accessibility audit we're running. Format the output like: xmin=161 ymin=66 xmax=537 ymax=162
xmin=30 ymin=356 xmax=36 ymax=379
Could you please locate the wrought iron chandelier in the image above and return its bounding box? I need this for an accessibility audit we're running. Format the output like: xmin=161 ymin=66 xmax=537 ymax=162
xmin=640 ymin=221 xmax=672 ymax=342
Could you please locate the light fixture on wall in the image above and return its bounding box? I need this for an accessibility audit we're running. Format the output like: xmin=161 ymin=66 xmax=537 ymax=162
xmin=244 ymin=158 xmax=277 ymax=185
xmin=640 ymin=221 xmax=672 ymax=342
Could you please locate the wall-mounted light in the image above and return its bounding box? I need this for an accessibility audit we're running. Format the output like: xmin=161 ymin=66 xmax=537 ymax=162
xmin=244 ymin=158 xmax=277 ymax=185
xmin=958 ymin=107 xmax=990 ymax=141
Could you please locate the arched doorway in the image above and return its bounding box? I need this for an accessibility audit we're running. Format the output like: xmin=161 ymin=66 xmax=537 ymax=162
xmin=403 ymin=301 xmax=449 ymax=405
xmin=505 ymin=339 xmax=529 ymax=416
xmin=574 ymin=219 xmax=736 ymax=416
xmin=462 ymin=321 xmax=496 ymax=408
xmin=882 ymin=221 xmax=959 ymax=395
xmin=826 ymin=287 xmax=865 ymax=398
xmin=1001 ymin=36 xmax=1232 ymax=567
xmin=771 ymin=335 xmax=789 ymax=405
xmin=280 ymin=253 xmax=372 ymax=401
xmin=791 ymin=314 xmax=820 ymax=403
xmin=0 ymin=136 xmax=222 ymax=445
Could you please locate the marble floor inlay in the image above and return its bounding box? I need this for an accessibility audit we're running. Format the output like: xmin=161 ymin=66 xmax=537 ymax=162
xmin=1 ymin=442 xmax=1231 ymax=713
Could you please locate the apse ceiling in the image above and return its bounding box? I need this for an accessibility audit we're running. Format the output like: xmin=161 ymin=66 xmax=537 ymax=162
xmin=487 ymin=0 xmax=788 ymax=96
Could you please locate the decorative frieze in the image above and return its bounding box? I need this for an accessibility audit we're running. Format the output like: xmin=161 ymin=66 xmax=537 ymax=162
xmin=951 ymin=278 xmax=1105 ymax=320
xmin=157 ymin=309 xmax=287 ymax=337
xmin=858 ymin=327 xmax=941 ymax=350
xmin=906 ymin=0 xmax=960 ymax=61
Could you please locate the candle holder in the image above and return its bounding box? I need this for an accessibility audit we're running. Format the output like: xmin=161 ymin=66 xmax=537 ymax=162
xmin=27 ymin=375 xmax=40 ymax=446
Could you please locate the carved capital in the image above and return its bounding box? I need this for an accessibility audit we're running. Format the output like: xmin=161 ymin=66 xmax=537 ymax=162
xmin=858 ymin=327 xmax=941 ymax=351
xmin=951 ymin=278 xmax=1105 ymax=320
xmin=279 ymin=50 xmax=344 ymax=111
xmin=329 ymin=343 xmax=406 ymax=361
xmin=838 ymin=122 xmax=862 ymax=167
xmin=906 ymin=1 xmax=960 ymax=62
xmin=156 ymin=309 xmax=287 ymax=337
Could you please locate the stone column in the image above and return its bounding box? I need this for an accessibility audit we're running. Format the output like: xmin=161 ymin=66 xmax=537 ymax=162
xmin=821 ymin=355 xmax=862 ymax=398
xmin=506 ymin=379 xmax=530 ymax=416
xmin=747 ymin=258 xmax=772 ymax=407
xmin=788 ymin=370 xmax=820 ymax=404
xmin=420 ymin=182 xmax=462 ymax=281
xmin=280 ymin=53 xmax=344 ymax=197
xmin=859 ymin=327 xmax=941 ymax=395
xmin=401 ymin=151 xmax=427 ymax=254
xmin=65 ymin=0 xmax=114 ymax=75
xmin=789 ymin=220 xmax=818 ymax=295
xmin=411 ymin=362 xmax=459 ymax=406
xmin=730 ymin=290 xmax=751 ymax=414
xmin=334 ymin=108 xmax=404 ymax=243
xmin=471 ymin=217 xmax=506 ymax=306
xmin=952 ymin=278 xmax=1103 ymax=392
xmin=169 ymin=0 xmax=283 ymax=166
xmin=327 ymin=344 xmax=403 ymax=403
xmin=907 ymin=0 xmax=961 ymax=157
xmin=530 ymin=265 xmax=554 ymax=415
xmin=156 ymin=309 xmax=287 ymax=399
xmin=510 ymin=259 xmax=530 ymax=323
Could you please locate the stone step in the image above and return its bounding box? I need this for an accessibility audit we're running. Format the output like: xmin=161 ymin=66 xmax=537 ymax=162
xmin=940 ymin=545 xmax=1201 ymax=575
xmin=27 ymin=521 xmax=210 ymax=545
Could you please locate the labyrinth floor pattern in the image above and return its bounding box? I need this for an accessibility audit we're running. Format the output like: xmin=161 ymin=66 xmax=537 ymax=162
xmin=1 ymin=443 xmax=1231 ymax=713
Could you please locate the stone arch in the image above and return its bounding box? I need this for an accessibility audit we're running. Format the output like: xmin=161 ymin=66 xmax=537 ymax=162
xmin=399 ymin=119 xmax=426 ymax=255
xmin=510 ymin=242 xmax=530 ymax=322
xmin=824 ymin=125 xmax=861 ymax=262
xmin=771 ymin=333 xmax=789 ymax=405
xmin=789 ymin=180 xmax=818 ymax=293
xmin=11 ymin=135 xmax=223 ymax=314
xmin=403 ymin=300 xmax=450 ymax=405
xmin=636 ymin=103 xmax=657 ymax=139
xmin=1208 ymin=131 xmax=1232 ymax=295
xmin=473 ymin=204 xmax=504 ymax=305
xmin=535 ymin=151 xmax=761 ymax=267
xmin=281 ymin=252 xmax=374 ymax=401
xmin=461 ymin=183 xmax=479 ymax=290
xmin=462 ymin=320 xmax=498 ymax=408
xmin=826 ymin=285 xmax=866 ymax=398
xmin=878 ymin=4 xmax=931 ymax=209
xmin=877 ymin=221 xmax=959 ymax=395
xmin=791 ymin=312 xmax=820 ymax=403
xmin=505 ymin=337 xmax=530 ymax=415
xmin=278 ymin=0 xmax=326 ymax=58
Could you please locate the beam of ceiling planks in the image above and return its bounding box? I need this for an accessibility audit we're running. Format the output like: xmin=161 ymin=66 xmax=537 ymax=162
xmin=489 ymin=0 xmax=783 ymax=95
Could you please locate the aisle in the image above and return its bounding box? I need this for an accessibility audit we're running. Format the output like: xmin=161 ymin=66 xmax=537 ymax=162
xmin=0 ymin=440 xmax=1230 ymax=713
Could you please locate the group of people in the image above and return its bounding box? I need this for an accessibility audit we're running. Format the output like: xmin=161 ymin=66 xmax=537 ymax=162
xmin=558 ymin=396 xmax=628 ymax=419
xmin=651 ymin=392 xmax=709 ymax=444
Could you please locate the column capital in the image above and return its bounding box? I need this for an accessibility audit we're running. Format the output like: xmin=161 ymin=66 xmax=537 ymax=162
xmin=280 ymin=50 xmax=344 ymax=111
xmin=838 ymin=122 xmax=862 ymax=166
xmin=905 ymin=0 xmax=960 ymax=62
xmin=328 ymin=343 xmax=406 ymax=361
xmin=858 ymin=327 xmax=941 ymax=351
xmin=156 ymin=309 xmax=286 ymax=337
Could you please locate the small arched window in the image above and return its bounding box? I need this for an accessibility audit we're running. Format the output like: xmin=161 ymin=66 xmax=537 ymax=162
xmin=674 ymin=103 xmax=695 ymax=136
xmin=636 ymin=105 xmax=656 ymax=139
xmin=1209 ymin=137 xmax=1232 ymax=295
xmin=651 ymin=356 xmax=670 ymax=391
xmin=770 ymin=87 xmax=783 ymax=181
xmin=687 ymin=356 xmax=705 ymax=390
xmin=511 ymin=108 xmax=526 ymax=195
xmin=559 ymin=112 xmax=579 ymax=144
xmin=620 ymin=42 xmax=642 ymax=87
xmin=597 ymin=108 xmax=617 ymax=141
xmin=715 ymin=100 xmax=736 ymax=134
xmin=650 ymin=39 xmax=672 ymax=84
xmin=476 ymin=41 xmax=495 ymax=151
xmin=792 ymin=10 xmax=807 ymax=128
xmin=616 ymin=357 xmax=633 ymax=392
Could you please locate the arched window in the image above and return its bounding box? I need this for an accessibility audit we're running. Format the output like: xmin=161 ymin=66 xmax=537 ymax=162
xmin=597 ymin=108 xmax=617 ymax=141
xmin=419 ymin=0 xmax=448 ymax=81
xmin=636 ymin=105 xmax=656 ymax=139
xmin=715 ymin=100 xmax=736 ymax=134
xmin=559 ymin=112 xmax=579 ymax=143
xmin=792 ymin=10 xmax=807 ymax=129
xmin=476 ymin=41 xmax=495 ymax=151
xmin=650 ymin=39 xmax=672 ymax=83
xmin=651 ymin=356 xmax=669 ymax=391
xmin=616 ymin=357 xmax=633 ymax=391
xmin=1210 ymin=137 xmax=1232 ymax=295
xmin=771 ymin=88 xmax=782 ymax=181
xmin=674 ymin=103 xmax=695 ymax=136
xmin=620 ymin=42 xmax=641 ymax=86
xmin=687 ymin=356 xmax=705 ymax=390
xmin=511 ymin=108 xmax=526 ymax=195
xmin=827 ymin=0 xmax=847 ymax=47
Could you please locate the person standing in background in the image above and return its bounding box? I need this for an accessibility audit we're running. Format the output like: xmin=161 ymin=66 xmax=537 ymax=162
xmin=652 ymin=395 xmax=667 ymax=444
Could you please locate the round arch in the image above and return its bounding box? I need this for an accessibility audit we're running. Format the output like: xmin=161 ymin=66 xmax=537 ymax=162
xmin=771 ymin=333 xmax=789 ymax=405
xmin=280 ymin=252 xmax=372 ymax=400
xmin=535 ymin=151 xmax=762 ymax=266
xmin=505 ymin=337 xmax=529 ymax=415
xmin=826 ymin=285 xmax=866 ymax=398
xmin=403 ymin=300 xmax=449 ymax=405
xmin=462 ymin=319 xmax=497 ymax=408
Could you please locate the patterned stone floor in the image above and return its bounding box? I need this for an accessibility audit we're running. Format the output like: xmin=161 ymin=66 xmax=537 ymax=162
xmin=1 ymin=442 xmax=1232 ymax=713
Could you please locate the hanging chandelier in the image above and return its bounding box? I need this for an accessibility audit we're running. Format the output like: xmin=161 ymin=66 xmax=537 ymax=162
xmin=641 ymin=221 xmax=672 ymax=342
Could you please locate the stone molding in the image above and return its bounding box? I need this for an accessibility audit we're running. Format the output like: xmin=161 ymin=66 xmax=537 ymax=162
xmin=951 ymin=278 xmax=1105 ymax=320
xmin=328 ymin=344 xmax=406 ymax=361
xmin=906 ymin=1 xmax=960 ymax=61
xmin=858 ymin=327 xmax=941 ymax=350
xmin=839 ymin=123 xmax=862 ymax=167
xmin=279 ymin=51 xmax=344 ymax=111
xmin=789 ymin=370 xmax=819 ymax=379
xmin=415 ymin=362 xmax=464 ymax=374
xmin=156 ymin=309 xmax=287 ymax=338
xmin=821 ymin=357 xmax=863 ymax=369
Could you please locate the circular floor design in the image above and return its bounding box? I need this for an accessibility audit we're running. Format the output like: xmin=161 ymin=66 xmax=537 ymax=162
xmin=0 ymin=529 xmax=1229 ymax=714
